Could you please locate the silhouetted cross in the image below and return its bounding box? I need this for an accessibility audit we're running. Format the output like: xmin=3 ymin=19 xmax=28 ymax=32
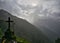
xmin=6 ymin=17 xmax=13 ymax=29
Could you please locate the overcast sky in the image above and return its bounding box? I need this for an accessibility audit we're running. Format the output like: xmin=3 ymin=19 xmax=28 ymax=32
xmin=0 ymin=0 xmax=60 ymax=41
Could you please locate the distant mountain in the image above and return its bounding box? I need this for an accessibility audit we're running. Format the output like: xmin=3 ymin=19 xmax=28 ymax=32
xmin=0 ymin=9 xmax=52 ymax=43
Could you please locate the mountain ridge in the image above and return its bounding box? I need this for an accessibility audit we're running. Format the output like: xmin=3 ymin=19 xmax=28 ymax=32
xmin=0 ymin=9 xmax=51 ymax=43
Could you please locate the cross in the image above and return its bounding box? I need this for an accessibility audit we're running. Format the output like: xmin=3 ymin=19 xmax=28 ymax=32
xmin=6 ymin=17 xmax=13 ymax=29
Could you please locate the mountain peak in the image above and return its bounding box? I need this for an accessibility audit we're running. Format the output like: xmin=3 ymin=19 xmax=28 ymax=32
xmin=0 ymin=9 xmax=8 ymax=13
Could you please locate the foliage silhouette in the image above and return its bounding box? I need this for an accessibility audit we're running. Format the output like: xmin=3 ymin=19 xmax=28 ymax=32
xmin=0 ymin=28 xmax=3 ymax=38
xmin=55 ymin=38 xmax=60 ymax=43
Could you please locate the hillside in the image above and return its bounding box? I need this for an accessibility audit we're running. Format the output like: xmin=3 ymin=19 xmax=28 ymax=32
xmin=0 ymin=9 xmax=51 ymax=43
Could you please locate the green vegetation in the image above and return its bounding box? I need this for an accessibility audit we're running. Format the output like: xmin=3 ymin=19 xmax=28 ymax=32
xmin=55 ymin=38 xmax=60 ymax=43
xmin=16 ymin=36 xmax=30 ymax=43
xmin=0 ymin=28 xmax=3 ymax=38
xmin=0 ymin=28 xmax=30 ymax=43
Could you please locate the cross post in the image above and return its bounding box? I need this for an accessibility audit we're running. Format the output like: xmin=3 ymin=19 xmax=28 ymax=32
xmin=6 ymin=17 xmax=13 ymax=29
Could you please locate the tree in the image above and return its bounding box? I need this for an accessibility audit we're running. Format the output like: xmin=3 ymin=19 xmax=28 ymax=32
xmin=0 ymin=28 xmax=3 ymax=38
xmin=55 ymin=38 xmax=60 ymax=43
